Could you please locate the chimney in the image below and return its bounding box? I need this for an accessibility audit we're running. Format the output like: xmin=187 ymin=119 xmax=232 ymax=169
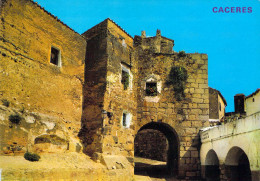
xmin=234 ymin=94 xmax=245 ymax=113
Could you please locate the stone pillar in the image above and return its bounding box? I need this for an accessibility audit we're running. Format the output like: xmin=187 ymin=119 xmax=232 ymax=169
xmin=141 ymin=30 xmax=146 ymax=38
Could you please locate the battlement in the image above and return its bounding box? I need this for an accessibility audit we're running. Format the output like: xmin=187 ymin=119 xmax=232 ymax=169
xmin=134 ymin=29 xmax=174 ymax=54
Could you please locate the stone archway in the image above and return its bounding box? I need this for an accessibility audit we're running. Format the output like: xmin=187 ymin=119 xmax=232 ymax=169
xmin=134 ymin=122 xmax=179 ymax=176
xmin=225 ymin=146 xmax=252 ymax=181
xmin=205 ymin=149 xmax=220 ymax=181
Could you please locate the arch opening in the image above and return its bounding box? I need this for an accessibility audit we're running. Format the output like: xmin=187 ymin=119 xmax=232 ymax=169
xmin=225 ymin=147 xmax=252 ymax=181
xmin=205 ymin=149 xmax=220 ymax=181
xmin=134 ymin=122 xmax=179 ymax=178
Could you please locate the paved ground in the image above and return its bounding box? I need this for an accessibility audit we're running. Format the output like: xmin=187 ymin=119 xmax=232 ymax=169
xmin=134 ymin=157 xmax=179 ymax=181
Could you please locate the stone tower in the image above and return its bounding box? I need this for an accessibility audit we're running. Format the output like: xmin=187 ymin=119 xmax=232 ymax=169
xmin=133 ymin=31 xmax=209 ymax=179
xmin=81 ymin=18 xmax=210 ymax=179
xmin=81 ymin=19 xmax=136 ymax=172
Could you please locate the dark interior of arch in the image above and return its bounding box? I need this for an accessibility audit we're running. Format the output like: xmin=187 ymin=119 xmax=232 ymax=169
xmin=136 ymin=122 xmax=179 ymax=175
xmin=135 ymin=129 xmax=168 ymax=161
xmin=237 ymin=152 xmax=252 ymax=181
xmin=205 ymin=150 xmax=220 ymax=181
xmin=225 ymin=147 xmax=252 ymax=181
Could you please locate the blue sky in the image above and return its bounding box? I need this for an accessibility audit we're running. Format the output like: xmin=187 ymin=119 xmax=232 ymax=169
xmin=35 ymin=0 xmax=260 ymax=112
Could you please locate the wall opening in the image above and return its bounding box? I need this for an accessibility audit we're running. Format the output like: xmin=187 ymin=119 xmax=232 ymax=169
xmin=134 ymin=122 xmax=179 ymax=178
xmin=121 ymin=64 xmax=132 ymax=90
xmin=205 ymin=149 xmax=220 ymax=181
xmin=146 ymin=82 xmax=158 ymax=96
xmin=50 ymin=47 xmax=61 ymax=67
xmin=225 ymin=147 xmax=252 ymax=181
xmin=122 ymin=111 xmax=131 ymax=128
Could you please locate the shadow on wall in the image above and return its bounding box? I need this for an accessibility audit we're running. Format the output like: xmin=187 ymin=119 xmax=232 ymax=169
xmin=34 ymin=134 xmax=68 ymax=153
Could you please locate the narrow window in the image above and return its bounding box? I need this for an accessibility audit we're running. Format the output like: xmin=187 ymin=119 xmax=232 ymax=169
xmin=122 ymin=113 xmax=127 ymax=127
xmin=50 ymin=47 xmax=61 ymax=66
xmin=121 ymin=69 xmax=129 ymax=90
xmin=122 ymin=39 xmax=127 ymax=48
xmin=253 ymin=98 xmax=255 ymax=102
xmin=146 ymin=82 xmax=157 ymax=96
xmin=219 ymin=103 xmax=221 ymax=111
xmin=122 ymin=112 xmax=131 ymax=128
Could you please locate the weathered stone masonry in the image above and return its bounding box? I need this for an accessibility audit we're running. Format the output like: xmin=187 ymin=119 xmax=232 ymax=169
xmin=134 ymin=31 xmax=209 ymax=179
xmin=1 ymin=0 xmax=211 ymax=180
xmin=0 ymin=0 xmax=86 ymax=154
xmin=78 ymin=19 xmax=210 ymax=179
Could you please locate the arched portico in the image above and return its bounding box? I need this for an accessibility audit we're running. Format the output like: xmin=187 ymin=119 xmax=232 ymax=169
xmin=200 ymin=113 xmax=260 ymax=181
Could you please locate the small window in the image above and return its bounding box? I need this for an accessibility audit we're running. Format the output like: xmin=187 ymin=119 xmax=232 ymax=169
xmin=219 ymin=103 xmax=221 ymax=111
xmin=122 ymin=39 xmax=127 ymax=48
xmin=253 ymin=98 xmax=255 ymax=102
xmin=121 ymin=70 xmax=129 ymax=90
xmin=50 ymin=47 xmax=61 ymax=66
xmin=122 ymin=112 xmax=131 ymax=128
xmin=122 ymin=113 xmax=127 ymax=127
xmin=146 ymin=82 xmax=158 ymax=96
xmin=121 ymin=64 xmax=132 ymax=90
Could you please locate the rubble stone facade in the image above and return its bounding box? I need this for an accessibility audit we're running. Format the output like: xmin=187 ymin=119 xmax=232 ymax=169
xmin=78 ymin=18 xmax=210 ymax=179
xmin=1 ymin=0 xmax=210 ymax=180
xmin=0 ymin=0 xmax=86 ymax=156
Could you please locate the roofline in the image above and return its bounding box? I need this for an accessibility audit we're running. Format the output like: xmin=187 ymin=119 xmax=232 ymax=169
xmin=82 ymin=18 xmax=133 ymax=40
xmin=27 ymin=0 xmax=85 ymax=39
xmin=246 ymin=88 xmax=260 ymax=99
xmin=161 ymin=36 xmax=174 ymax=42
xmin=107 ymin=18 xmax=133 ymax=39
xmin=209 ymin=87 xmax=227 ymax=106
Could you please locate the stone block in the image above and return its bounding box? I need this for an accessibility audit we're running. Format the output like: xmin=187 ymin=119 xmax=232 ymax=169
xmin=192 ymin=98 xmax=203 ymax=103
xmin=180 ymin=150 xmax=191 ymax=158
xmin=182 ymin=121 xmax=192 ymax=127
xmin=101 ymin=155 xmax=132 ymax=170
xmin=191 ymin=151 xmax=199 ymax=158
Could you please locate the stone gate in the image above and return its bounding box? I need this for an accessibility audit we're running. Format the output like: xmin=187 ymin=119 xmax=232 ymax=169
xmin=80 ymin=18 xmax=210 ymax=179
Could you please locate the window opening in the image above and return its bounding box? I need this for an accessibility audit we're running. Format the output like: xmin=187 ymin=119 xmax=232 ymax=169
xmin=122 ymin=113 xmax=127 ymax=127
xmin=121 ymin=70 xmax=130 ymax=90
xmin=122 ymin=39 xmax=127 ymax=48
xmin=50 ymin=47 xmax=61 ymax=66
xmin=146 ymin=82 xmax=158 ymax=96
xmin=122 ymin=112 xmax=131 ymax=128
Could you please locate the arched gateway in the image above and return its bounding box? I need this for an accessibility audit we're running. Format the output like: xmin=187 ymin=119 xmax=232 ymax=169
xmin=134 ymin=122 xmax=179 ymax=175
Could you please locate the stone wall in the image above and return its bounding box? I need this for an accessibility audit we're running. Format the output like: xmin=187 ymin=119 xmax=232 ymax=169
xmin=135 ymin=129 xmax=168 ymax=161
xmin=81 ymin=19 xmax=136 ymax=174
xmin=209 ymin=87 xmax=219 ymax=120
xmin=0 ymin=105 xmax=82 ymax=155
xmin=245 ymin=89 xmax=260 ymax=116
xmin=134 ymin=33 xmax=209 ymax=179
xmin=0 ymin=1 xmax=212 ymax=179
xmin=0 ymin=0 xmax=86 ymax=154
